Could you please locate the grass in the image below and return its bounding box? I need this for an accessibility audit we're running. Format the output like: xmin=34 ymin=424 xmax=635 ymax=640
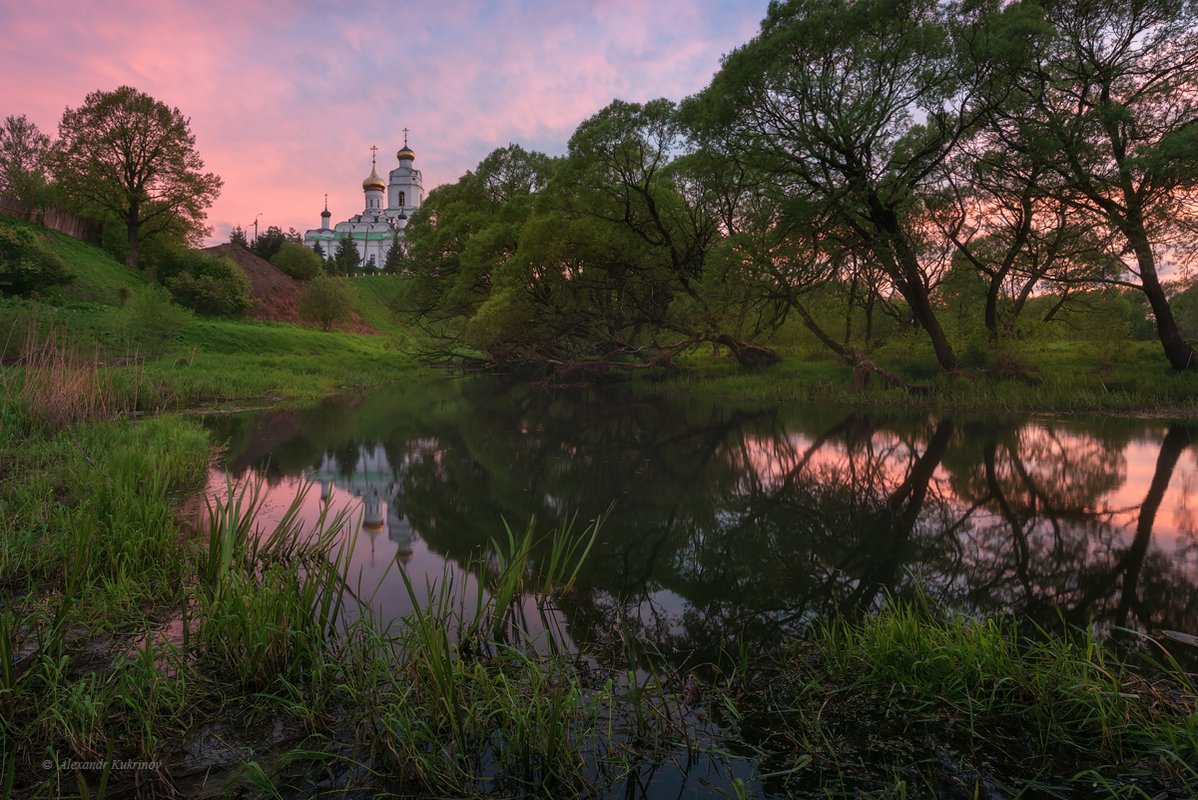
xmin=651 ymin=337 xmax=1198 ymax=415
xmin=4 ymin=214 xmax=1198 ymax=796
xmin=0 ymin=216 xmax=150 ymax=307
xmin=719 ymin=597 xmax=1198 ymax=797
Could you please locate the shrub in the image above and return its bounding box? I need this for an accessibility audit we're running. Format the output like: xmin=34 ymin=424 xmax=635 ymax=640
xmin=157 ymin=249 xmax=251 ymax=317
xmin=270 ymin=241 xmax=322 ymax=281
xmin=0 ymin=224 xmax=73 ymax=296
xmin=299 ymin=275 xmax=352 ymax=331
xmin=119 ymin=284 xmax=189 ymax=349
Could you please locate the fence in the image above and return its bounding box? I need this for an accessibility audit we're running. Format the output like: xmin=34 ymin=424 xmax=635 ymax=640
xmin=0 ymin=195 xmax=101 ymax=242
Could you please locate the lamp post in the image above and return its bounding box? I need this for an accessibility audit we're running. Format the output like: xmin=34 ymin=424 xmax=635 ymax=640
xmin=252 ymin=213 xmax=262 ymax=247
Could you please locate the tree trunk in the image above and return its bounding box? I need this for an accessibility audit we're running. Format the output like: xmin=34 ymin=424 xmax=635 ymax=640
xmin=125 ymin=203 xmax=139 ymax=268
xmin=790 ymin=300 xmax=928 ymax=392
xmin=841 ymin=420 xmax=955 ymax=611
xmin=1129 ymin=228 xmax=1197 ymax=370
xmin=984 ymin=278 xmax=1001 ymax=340
xmin=869 ymin=201 xmax=958 ymax=371
xmin=714 ymin=335 xmax=781 ymax=368
xmin=901 ymin=268 xmax=958 ymax=372
xmin=1117 ymin=425 xmax=1192 ymax=623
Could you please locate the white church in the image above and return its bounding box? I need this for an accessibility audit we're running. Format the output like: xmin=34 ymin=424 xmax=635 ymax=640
xmin=304 ymin=134 xmax=424 ymax=269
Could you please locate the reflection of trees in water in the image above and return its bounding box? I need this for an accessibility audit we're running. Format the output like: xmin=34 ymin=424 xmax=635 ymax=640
xmin=937 ymin=424 xmax=1198 ymax=633
xmin=203 ymin=384 xmax=1198 ymax=663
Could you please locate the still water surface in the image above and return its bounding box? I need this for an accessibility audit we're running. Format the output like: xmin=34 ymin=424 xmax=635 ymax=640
xmin=202 ymin=379 xmax=1198 ymax=663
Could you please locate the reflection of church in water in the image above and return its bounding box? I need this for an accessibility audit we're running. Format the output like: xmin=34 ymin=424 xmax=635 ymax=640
xmin=307 ymin=445 xmax=414 ymax=562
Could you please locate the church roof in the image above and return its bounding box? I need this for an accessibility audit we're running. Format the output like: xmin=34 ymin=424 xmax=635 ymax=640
xmin=362 ymin=163 xmax=386 ymax=192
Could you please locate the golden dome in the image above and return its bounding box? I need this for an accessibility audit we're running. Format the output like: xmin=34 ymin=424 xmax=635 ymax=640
xmin=396 ymin=146 xmax=416 ymax=161
xmin=362 ymin=165 xmax=386 ymax=192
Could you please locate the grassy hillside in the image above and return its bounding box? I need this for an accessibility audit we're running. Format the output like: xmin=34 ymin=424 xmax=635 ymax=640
xmin=1 ymin=215 xmax=427 ymax=407
xmin=2 ymin=215 xmax=149 ymax=305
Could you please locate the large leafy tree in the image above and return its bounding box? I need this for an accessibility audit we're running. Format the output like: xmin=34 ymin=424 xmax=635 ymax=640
xmin=53 ymin=86 xmax=222 ymax=266
xmin=998 ymin=0 xmax=1198 ymax=370
xmin=0 ymin=115 xmax=52 ymax=204
xmin=689 ymin=0 xmax=1009 ymax=372
xmin=403 ymin=144 xmax=556 ymax=337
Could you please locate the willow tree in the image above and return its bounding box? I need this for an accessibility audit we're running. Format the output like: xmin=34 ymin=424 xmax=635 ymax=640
xmin=54 ymin=86 xmax=222 ymax=267
xmin=688 ymin=0 xmax=1010 ymax=372
xmin=999 ymin=0 xmax=1198 ymax=370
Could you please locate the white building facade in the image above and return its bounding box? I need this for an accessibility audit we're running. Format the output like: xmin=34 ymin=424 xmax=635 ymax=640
xmin=304 ymin=138 xmax=424 ymax=270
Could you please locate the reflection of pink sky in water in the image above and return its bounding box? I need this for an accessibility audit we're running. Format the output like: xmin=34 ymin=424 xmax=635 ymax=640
xmin=203 ymin=463 xmax=576 ymax=646
xmin=731 ymin=424 xmax=1197 ymax=552
xmin=204 ymin=417 xmax=1198 ymax=639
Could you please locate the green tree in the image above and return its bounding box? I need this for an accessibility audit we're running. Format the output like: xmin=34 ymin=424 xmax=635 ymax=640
xmin=229 ymin=225 xmax=249 ymax=248
xmin=405 ymin=144 xmax=555 ymax=317
xmin=271 ymin=240 xmax=322 ymax=281
xmin=332 ymin=233 xmax=360 ymax=276
xmin=382 ymin=234 xmax=405 ymax=274
xmin=312 ymin=241 xmax=324 ymax=260
xmin=250 ymin=225 xmax=300 ymax=261
xmin=299 ymin=274 xmax=352 ymax=330
xmin=157 ymin=249 xmax=250 ymax=316
xmin=53 ymin=86 xmax=222 ymax=267
xmin=0 ymin=115 xmax=52 ymax=204
xmin=688 ymin=0 xmax=1003 ymax=372
xmin=998 ymin=0 xmax=1198 ymax=370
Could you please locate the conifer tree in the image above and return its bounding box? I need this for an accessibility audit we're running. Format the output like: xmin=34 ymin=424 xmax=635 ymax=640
xmin=382 ymin=234 xmax=405 ymax=274
xmin=332 ymin=233 xmax=360 ymax=276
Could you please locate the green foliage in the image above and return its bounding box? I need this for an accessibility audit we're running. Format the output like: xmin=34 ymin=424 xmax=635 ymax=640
xmin=382 ymin=235 xmax=405 ymax=274
xmin=299 ymin=274 xmax=353 ymax=331
xmin=755 ymin=597 xmax=1198 ymax=794
xmin=250 ymin=224 xmax=300 ymax=262
xmin=0 ymin=222 xmax=73 ymax=296
xmin=196 ymin=480 xmax=350 ymax=690
xmin=1171 ymin=279 xmax=1198 ymax=342
xmin=157 ymin=248 xmax=251 ymax=317
xmin=270 ymin=240 xmax=322 ymax=281
xmin=0 ymin=114 xmax=52 ymax=204
xmin=52 ymin=85 xmax=223 ymax=267
xmin=118 ymin=284 xmax=188 ymax=348
xmin=332 ymin=233 xmax=360 ymax=276
xmin=229 ymin=225 xmax=249 ymax=248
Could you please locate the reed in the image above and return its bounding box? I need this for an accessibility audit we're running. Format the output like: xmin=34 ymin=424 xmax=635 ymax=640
xmin=7 ymin=323 xmax=135 ymax=428
xmin=193 ymin=477 xmax=353 ymax=691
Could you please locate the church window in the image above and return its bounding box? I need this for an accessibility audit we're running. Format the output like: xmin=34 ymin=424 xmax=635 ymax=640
xmin=399 ymin=192 xmax=406 ymax=207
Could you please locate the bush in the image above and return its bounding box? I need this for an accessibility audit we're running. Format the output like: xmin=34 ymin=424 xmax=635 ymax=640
xmin=299 ymin=275 xmax=352 ymax=331
xmin=0 ymin=224 xmax=73 ymax=296
xmin=119 ymin=284 xmax=189 ymax=349
xmin=157 ymin=249 xmax=251 ymax=317
xmin=270 ymin=241 xmax=322 ymax=281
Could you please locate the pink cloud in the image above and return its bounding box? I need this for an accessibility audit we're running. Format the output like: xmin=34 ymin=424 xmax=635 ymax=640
xmin=0 ymin=0 xmax=764 ymax=244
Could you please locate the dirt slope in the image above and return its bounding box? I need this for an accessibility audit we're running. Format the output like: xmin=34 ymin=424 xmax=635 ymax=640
xmin=203 ymin=244 xmax=375 ymax=334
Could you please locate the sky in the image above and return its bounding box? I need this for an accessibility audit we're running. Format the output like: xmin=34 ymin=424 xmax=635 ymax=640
xmin=0 ymin=0 xmax=767 ymax=245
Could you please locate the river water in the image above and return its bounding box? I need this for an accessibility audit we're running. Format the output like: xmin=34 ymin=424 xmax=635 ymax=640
xmin=201 ymin=378 xmax=1198 ymax=668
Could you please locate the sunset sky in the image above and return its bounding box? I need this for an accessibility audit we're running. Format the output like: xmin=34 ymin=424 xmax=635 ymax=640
xmin=0 ymin=0 xmax=766 ymax=244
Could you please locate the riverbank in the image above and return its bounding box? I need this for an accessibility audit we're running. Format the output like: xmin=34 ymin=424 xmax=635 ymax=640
xmin=4 ymin=353 xmax=1197 ymax=797
xmin=2 ymin=219 xmax=1196 ymax=796
xmin=640 ymin=340 xmax=1198 ymax=417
